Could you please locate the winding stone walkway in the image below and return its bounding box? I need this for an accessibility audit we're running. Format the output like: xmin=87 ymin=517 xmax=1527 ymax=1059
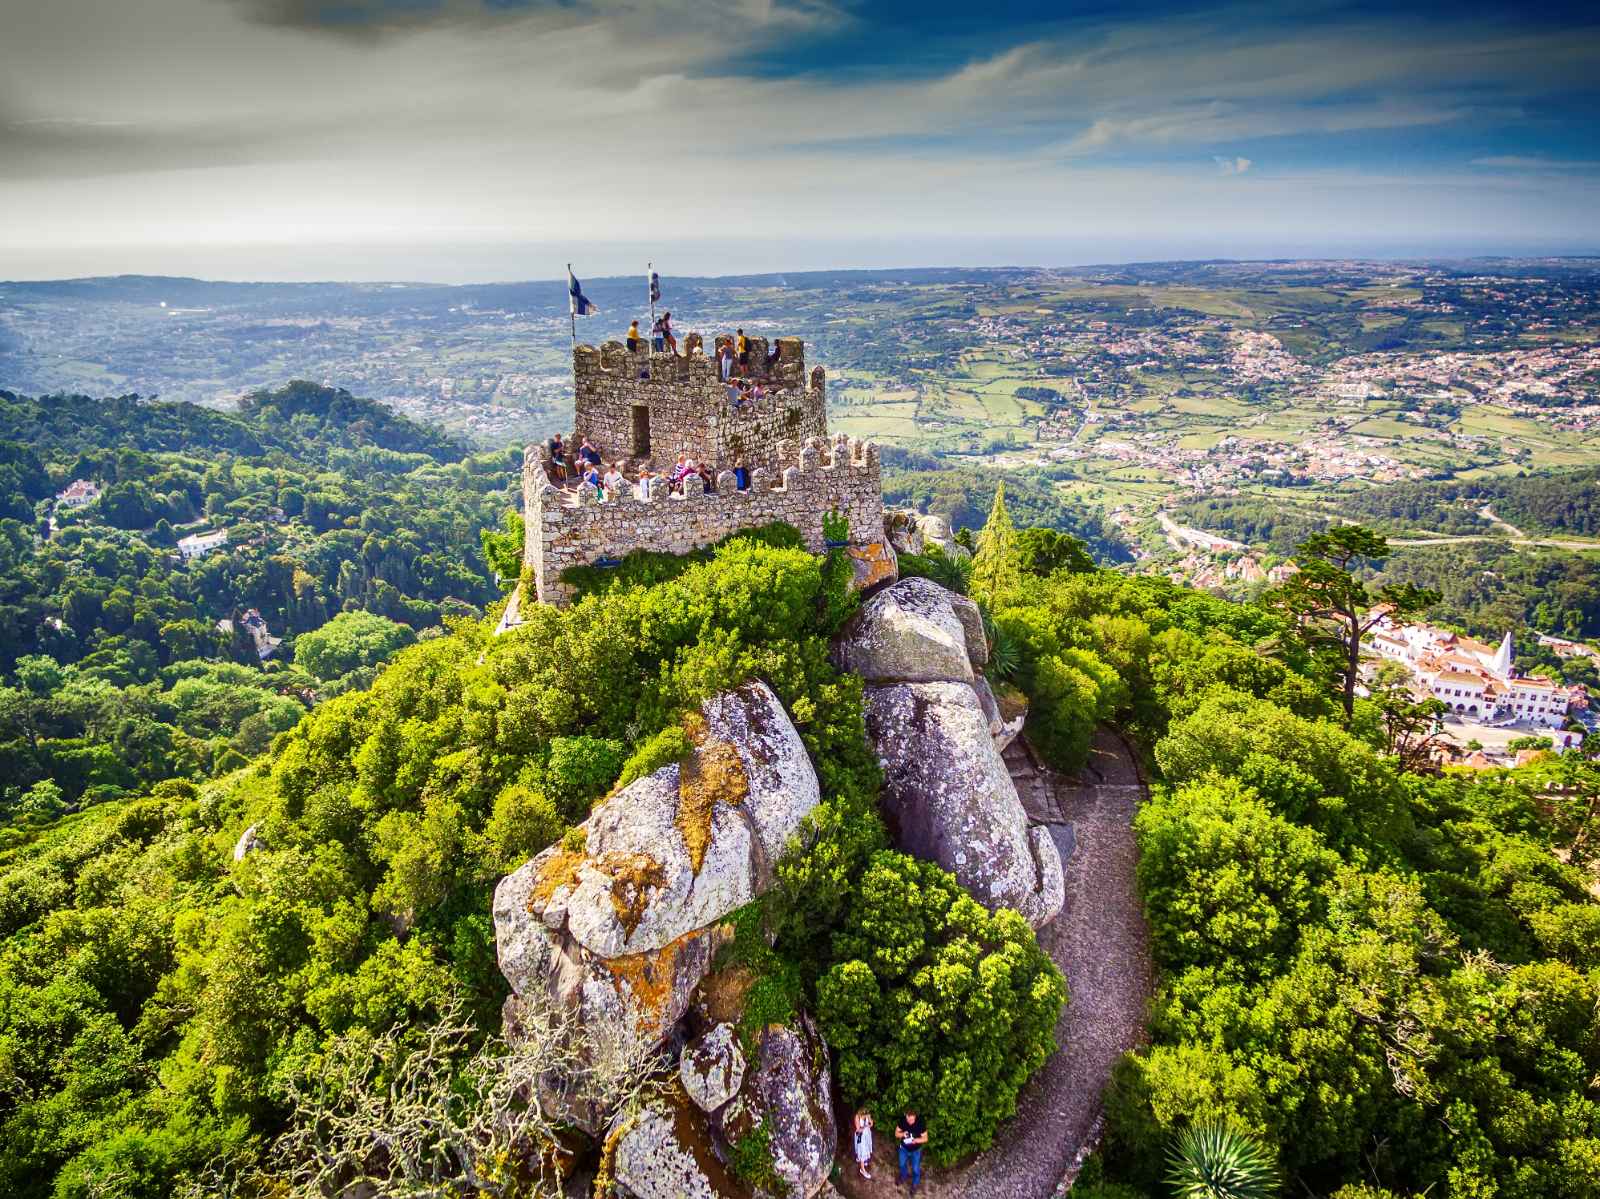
xmin=834 ymin=726 xmax=1153 ymax=1199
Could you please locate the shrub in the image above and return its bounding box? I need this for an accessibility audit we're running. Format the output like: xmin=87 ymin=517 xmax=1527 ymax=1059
xmin=814 ymin=851 xmax=1066 ymax=1165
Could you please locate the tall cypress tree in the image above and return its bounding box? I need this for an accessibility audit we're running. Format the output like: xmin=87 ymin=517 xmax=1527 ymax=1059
xmin=971 ymin=482 xmax=1021 ymax=604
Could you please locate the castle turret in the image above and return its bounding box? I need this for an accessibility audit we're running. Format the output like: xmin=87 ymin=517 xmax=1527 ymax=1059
xmin=570 ymin=333 xmax=826 ymax=472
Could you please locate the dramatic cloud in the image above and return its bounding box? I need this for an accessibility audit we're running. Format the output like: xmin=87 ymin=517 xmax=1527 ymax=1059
xmin=0 ymin=0 xmax=1595 ymax=278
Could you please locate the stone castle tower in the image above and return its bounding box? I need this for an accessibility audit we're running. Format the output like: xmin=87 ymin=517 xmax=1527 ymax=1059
xmin=520 ymin=332 xmax=893 ymax=607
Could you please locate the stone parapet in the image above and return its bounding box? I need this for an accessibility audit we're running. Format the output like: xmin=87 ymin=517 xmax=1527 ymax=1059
xmin=522 ymin=434 xmax=883 ymax=607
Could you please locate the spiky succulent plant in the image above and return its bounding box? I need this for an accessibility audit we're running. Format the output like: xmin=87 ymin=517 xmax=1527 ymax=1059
xmin=1164 ymin=1122 xmax=1281 ymax=1199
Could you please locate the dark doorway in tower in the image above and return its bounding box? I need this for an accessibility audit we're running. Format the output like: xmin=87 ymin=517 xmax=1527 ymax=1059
xmin=632 ymin=405 xmax=651 ymax=456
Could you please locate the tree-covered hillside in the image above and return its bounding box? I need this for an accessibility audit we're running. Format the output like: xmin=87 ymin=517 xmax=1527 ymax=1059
xmin=2 ymin=500 xmax=1596 ymax=1198
xmin=0 ymin=385 xmax=513 ymax=823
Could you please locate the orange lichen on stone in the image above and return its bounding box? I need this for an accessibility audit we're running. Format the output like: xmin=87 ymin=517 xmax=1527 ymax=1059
xmin=527 ymin=846 xmax=586 ymax=912
xmin=677 ymin=738 xmax=750 ymax=875
xmin=596 ymin=851 xmax=669 ymax=939
xmin=605 ymin=925 xmax=727 ymax=1032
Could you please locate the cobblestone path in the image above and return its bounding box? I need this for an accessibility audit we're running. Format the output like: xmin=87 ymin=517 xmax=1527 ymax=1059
xmin=834 ymin=726 xmax=1153 ymax=1199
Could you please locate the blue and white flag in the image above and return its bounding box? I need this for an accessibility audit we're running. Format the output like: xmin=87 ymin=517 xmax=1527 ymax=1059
xmin=649 ymin=269 xmax=661 ymax=304
xmin=568 ymin=267 xmax=597 ymax=317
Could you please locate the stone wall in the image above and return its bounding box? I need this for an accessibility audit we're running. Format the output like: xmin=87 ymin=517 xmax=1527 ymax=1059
xmin=522 ymin=434 xmax=883 ymax=607
xmin=572 ymin=335 xmax=826 ymax=473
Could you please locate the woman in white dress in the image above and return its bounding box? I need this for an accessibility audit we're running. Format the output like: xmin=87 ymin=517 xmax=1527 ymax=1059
xmin=853 ymin=1108 xmax=874 ymax=1180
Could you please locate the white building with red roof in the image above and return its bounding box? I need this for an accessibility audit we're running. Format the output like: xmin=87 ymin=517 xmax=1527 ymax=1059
xmin=1367 ymin=617 xmax=1573 ymax=729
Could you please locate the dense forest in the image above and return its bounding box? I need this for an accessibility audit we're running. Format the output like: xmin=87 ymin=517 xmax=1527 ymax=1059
xmin=1337 ymin=466 xmax=1600 ymax=537
xmin=880 ymin=447 xmax=1132 ymax=563
xmin=0 ymin=481 xmax=1597 ymax=1197
xmin=3 ymin=382 xmax=1600 ymax=1199
xmin=1179 ymin=465 xmax=1600 ymax=547
xmin=0 ymin=385 xmax=512 ymax=822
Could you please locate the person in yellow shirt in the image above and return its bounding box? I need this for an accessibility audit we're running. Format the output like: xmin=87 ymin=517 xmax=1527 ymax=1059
xmin=626 ymin=320 xmax=644 ymax=352
xmin=736 ymin=328 xmax=749 ymax=376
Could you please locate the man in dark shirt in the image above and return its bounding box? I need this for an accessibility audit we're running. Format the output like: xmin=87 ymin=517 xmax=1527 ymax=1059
xmin=895 ymin=1110 xmax=927 ymax=1194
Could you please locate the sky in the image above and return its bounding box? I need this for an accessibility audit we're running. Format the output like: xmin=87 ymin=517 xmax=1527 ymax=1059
xmin=1 ymin=0 xmax=1598 ymax=282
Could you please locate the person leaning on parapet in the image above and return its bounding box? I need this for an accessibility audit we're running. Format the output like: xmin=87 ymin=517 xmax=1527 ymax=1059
xmin=697 ymin=461 xmax=715 ymax=493
xmin=626 ymin=319 xmax=645 ymax=352
xmin=580 ymin=460 xmax=602 ymax=492
xmin=733 ymin=460 xmax=750 ymax=492
xmin=546 ymin=433 xmax=569 ymax=481
xmin=669 ymin=453 xmax=691 ymax=493
xmin=603 ymin=461 xmax=626 ymax=500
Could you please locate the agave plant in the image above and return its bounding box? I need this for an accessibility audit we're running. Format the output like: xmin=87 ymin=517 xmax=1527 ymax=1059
xmin=1165 ymin=1122 xmax=1281 ymax=1199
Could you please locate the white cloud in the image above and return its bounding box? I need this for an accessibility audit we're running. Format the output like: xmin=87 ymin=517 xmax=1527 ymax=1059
xmin=1471 ymin=155 xmax=1600 ymax=170
xmin=1 ymin=0 xmax=1596 ymax=275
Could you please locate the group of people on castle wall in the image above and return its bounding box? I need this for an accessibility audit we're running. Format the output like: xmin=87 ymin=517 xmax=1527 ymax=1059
xmin=621 ymin=319 xmax=783 ymax=380
xmin=543 ymin=433 xmax=751 ymax=499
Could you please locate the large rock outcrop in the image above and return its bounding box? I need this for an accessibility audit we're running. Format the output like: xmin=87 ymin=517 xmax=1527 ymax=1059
xmin=884 ymin=509 xmax=970 ymax=561
xmin=835 ymin=578 xmax=1062 ymax=928
xmin=493 ymin=682 xmax=820 ymax=1056
xmin=831 ymin=575 xmax=978 ymax=685
xmin=615 ymin=1011 xmax=835 ymax=1199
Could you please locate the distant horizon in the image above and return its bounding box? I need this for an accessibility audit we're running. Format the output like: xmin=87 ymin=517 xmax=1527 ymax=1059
xmin=6 ymin=241 xmax=1600 ymax=289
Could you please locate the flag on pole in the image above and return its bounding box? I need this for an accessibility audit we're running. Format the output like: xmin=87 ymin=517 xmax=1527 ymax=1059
xmin=568 ymin=267 xmax=597 ymax=316
xmin=649 ymin=269 xmax=661 ymax=304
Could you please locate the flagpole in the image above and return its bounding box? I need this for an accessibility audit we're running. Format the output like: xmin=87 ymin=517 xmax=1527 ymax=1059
xmin=647 ymin=261 xmax=656 ymax=382
xmin=567 ymin=263 xmax=577 ymax=353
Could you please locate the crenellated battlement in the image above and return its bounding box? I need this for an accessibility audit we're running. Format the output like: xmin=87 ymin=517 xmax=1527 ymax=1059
xmin=575 ymin=334 xmax=814 ymax=392
xmin=522 ymin=434 xmax=883 ymax=607
xmin=571 ymin=333 xmax=826 ymax=473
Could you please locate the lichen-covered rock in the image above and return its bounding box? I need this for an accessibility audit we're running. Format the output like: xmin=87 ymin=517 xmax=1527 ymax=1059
xmin=883 ymin=509 xmax=925 ymax=556
xmin=831 ymin=576 xmax=974 ymax=684
xmin=231 ymin=823 xmax=262 ymax=862
xmin=948 ymin=592 xmax=988 ymax=669
xmin=611 ymin=1087 xmax=743 ymax=1199
xmin=680 ymin=1022 xmax=746 ymax=1115
xmin=846 ymin=538 xmax=898 ymax=595
xmin=864 ymin=681 xmax=1063 ymax=928
xmin=973 ymin=676 xmax=1027 ymax=753
xmin=1029 ymin=826 xmax=1066 ymax=919
xmin=493 ymin=681 xmax=820 ymax=1054
xmin=732 ymin=1016 xmax=836 ymax=1198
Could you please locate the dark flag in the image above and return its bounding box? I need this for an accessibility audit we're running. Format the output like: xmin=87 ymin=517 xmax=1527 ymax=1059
xmin=649 ymin=269 xmax=661 ymax=304
xmin=568 ymin=267 xmax=597 ymax=316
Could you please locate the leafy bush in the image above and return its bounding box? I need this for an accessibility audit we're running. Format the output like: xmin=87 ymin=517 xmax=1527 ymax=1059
xmin=292 ymin=609 xmax=416 ymax=682
xmin=814 ymin=850 xmax=1067 ymax=1165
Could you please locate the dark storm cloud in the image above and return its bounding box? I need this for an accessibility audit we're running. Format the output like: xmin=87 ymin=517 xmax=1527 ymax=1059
xmin=223 ymin=0 xmax=563 ymax=37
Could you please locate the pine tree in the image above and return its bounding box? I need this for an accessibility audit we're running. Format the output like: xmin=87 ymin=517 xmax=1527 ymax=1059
xmin=970 ymin=483 xmax=1021 ymax=604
